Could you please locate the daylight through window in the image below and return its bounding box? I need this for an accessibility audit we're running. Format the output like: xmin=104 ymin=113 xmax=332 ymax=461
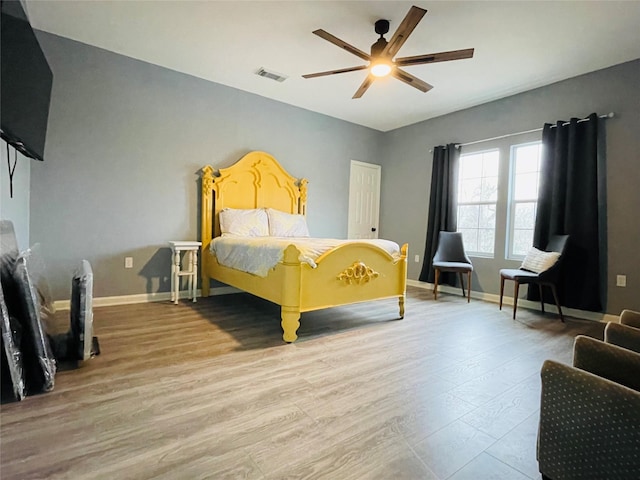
xmin=508 ymin=142 xmax=542 ymax=258
xmin=455 ymin=140 xmax=543 ymax=259
xmin=457 ymin=149 xmax=499 ymax=256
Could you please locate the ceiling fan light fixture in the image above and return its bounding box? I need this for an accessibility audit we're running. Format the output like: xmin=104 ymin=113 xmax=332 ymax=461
xmin=303 ymin=6 xmax=474 ymax=98
xmin=370 ymin=59 xmax=392 ymax=77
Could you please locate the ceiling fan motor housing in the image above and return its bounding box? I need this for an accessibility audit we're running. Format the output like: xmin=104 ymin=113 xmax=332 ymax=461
xmin=372 ymin=20 xmax=390 ymax=57
xmin=371 ymin=37 xmax=388 ymax=57
xmin=375 ymin=19 xmax=390 ymax=36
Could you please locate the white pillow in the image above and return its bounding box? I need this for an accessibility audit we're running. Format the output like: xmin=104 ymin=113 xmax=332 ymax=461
xmin=520 ymin=247 xmax=561 ymax=273
xmin=267 ymin=208 xmax=310 ymax=237
xmin=219 ymin=208 xmax=269 ymax=237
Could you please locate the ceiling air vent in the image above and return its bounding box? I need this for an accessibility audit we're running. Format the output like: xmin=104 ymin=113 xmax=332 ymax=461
xmin=256 ymin=67 xmax=288 ymax=83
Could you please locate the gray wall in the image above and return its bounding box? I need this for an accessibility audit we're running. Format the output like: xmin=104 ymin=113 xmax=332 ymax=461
xmin=379 ymin=59 xmax=640 ymax=315
xmin=1 ymin=140 xmax=31 ymax=250
xmin=27 ymin=30 xmax=640 ymax=315
xmin=31 ymin=32 xmax=383 ymax=300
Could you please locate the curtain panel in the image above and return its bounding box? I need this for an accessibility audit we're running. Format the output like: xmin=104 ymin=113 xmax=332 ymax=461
xmin=529 ymin=113 xmax=607 ymax=311
xmin=419 ymin=144 xmax=460 ymax=284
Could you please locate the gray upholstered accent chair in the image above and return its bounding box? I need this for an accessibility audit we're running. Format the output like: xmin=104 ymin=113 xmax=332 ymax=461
xmin=538 ymin=336 xmax=640 ymax=480
xmin=432 ymin=231 xmax=473 ymax=303
xmin=499 ymin=234 xmax=569 ymax=321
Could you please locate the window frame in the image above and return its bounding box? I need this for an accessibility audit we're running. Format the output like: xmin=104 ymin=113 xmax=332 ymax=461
xmin=456 ymin=148 xmax=500 ymax=258
xmin=506 ymin=141 xmax=543 ymax=260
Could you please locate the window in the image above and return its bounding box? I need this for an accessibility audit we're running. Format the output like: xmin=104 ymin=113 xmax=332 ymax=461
xmin=508 ymin=142 xmax=542 ymax=258
xmin=455 ymin=138 xmax=542 ymax=260
xmin=457 ymin=149 xmax=499 ymax=256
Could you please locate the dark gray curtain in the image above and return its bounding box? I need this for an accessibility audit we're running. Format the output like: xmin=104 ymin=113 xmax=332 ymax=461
xmin=529 ymin=113 xmax=607 ymax=311
xmin=419 ymin=144 xmax=459 ymax=284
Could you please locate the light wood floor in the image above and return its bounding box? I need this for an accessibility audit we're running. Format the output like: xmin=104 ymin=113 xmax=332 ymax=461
xmin=1 ymin=287 xmax=603 ymax=479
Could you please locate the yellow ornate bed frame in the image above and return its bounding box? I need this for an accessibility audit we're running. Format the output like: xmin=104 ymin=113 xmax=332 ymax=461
xmin=200 ymin=151 xmax=408 ymax=342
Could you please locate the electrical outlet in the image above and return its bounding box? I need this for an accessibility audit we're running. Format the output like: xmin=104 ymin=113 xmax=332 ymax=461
xmin=616 ymin=274 xmax=626 ymax=287
xmin=414 ymin=255 xmax=420 ymax=263
xmin=125 ymin=257 xmax=133 ymax=269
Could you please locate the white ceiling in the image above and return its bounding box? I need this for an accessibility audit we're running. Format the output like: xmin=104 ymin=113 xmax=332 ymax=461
xmin=24 ymin=1 xmax=640 ymax=132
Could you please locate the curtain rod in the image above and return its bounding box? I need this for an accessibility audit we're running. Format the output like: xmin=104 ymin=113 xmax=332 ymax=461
xmin=451 ymin=112 xmax=614 ymax=150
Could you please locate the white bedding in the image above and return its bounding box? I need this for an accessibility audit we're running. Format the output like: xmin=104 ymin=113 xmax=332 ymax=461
xmin=211 ymin=235 xmax=401 ymax=277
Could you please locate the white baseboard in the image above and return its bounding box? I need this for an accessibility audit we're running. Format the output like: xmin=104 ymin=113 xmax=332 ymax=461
xmin=54 ymin=280 xmax=617 ymax=323
xmin=406 ymin=279 xmax=618 ymax=323
xmin=53 ymin=286 xmax=242 ymax=311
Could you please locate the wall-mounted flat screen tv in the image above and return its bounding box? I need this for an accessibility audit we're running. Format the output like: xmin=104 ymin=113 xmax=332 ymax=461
xmin=1 ymin=0 xmax=53 ymax=161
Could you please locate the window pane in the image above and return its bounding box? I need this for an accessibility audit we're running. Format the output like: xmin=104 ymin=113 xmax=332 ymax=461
xmin=459 ymin=178 xmax=482 ymax=202
xmin=508 ymin=142 xmax=542 ymax=259
xmin=514 ymin=172 xmax=539 ymax=200
xmin=481 ymin=176 xmax=499 ymax=201
xmin=513 ymin=229 xmax=534 ymax=256
xmin=458 ymin=149 xmax=499 ymax=257
xmin=513 ymin=202 xmax=536 ymax=229
xmin=460 ymin=154 xmax=483 ymax=179
xmin=514 ymin=144 xmax=540 ymax=174
xmin=482 ymin=152 xmax=500 ymax=177
xmin=479 ymin=204 xmax=496 ymax=228
xmin=478 ymin=228 xmax=495 ymax=254
xmin=458 ymin=205 xmax=480 ymax=229
xmin=459 ymin=228 xmax=478 ymax=253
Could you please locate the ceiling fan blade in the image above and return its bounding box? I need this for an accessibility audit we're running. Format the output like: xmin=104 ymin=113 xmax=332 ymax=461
xmin=353 ymin=75 xmax=375 ymax=99
xmin=382 ymin=6 xmax=427 ymax=59
xmin=302 ymin=65 xmax=368 ymax=79
xmin=312 ymin=29 xmax=371 ymax=62
xmin=393 ymin=68 xmax=433 ymax=93
xmin=396 ymin=48 xmax=475 ymax=67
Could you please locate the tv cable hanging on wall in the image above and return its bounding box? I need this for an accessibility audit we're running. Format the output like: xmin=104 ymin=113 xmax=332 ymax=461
xmin=5 ymin=142 xmax=18 ymax=199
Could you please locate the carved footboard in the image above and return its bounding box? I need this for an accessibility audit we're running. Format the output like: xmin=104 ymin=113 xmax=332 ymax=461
xmin=202 ymin=242 xmax=408 ymax=342
xmin=283 ymin=242 xmax=408 ymax=342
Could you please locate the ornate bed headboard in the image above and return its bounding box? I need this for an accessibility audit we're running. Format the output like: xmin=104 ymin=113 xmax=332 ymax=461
xmin=201 ymin=151 xmax=308 ymax=248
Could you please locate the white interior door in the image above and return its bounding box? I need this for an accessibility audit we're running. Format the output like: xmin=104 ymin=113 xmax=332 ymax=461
xmin=348 ymin=160 xmax=381 ymax=239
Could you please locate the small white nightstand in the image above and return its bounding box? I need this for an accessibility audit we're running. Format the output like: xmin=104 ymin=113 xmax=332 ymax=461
xmin=168 ymin=241 xmax=201 ymax=304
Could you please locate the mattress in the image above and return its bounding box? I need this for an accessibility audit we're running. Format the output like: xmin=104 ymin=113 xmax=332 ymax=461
xmin=210 ymin=235 xmax=401 ymax=277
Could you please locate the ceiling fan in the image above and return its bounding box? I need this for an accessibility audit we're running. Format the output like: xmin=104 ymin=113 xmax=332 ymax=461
xmin=302 ymin=5 xmax=474 ymax=99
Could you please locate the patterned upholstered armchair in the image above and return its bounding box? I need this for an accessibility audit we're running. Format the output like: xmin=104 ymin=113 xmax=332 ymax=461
xmin=604 ymin=309 xmax=640 ymax=354
xmin=605 ymin=323 xmax=640 ymax=353
xmin=538 ymin=336 xmax=640 ymax=480
xmin=620 ymin=309 xmax=640 ymax=328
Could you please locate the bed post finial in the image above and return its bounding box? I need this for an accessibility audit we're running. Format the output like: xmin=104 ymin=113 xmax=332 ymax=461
xmin=202 ymin=165 xmax=215 ymax=192
xmin=299 ymin=178 xmax=308 ymax=215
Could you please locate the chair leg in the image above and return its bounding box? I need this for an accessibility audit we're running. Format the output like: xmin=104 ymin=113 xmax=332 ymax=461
xmin=467 ymin=270 xmax=472 ymax=303
xmin=538 ymin=284 xmax=545 ymax=313
xmin=433 ymin=269 xmax=439 ymax=300
xmin=513 ymin=281 xmax=520 ymax=320
xmin=499 ymin=275 xmax=505 ymax=310
xmin=459 ymin=272 xmax=465 ymax=297
xmin=549 ymin=284 xmax=564 ymax=322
